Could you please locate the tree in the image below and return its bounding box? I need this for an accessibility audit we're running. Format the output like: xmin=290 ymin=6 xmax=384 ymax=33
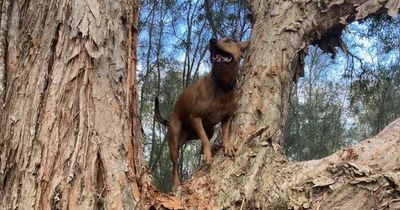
xmin=1 ymin=0 xmax=400 ymax=210
xmin=0 ymin=0 xmax=143 ymax=209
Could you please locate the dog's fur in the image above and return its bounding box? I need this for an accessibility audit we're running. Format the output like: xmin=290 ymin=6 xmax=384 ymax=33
xmin=155 ymin=38 xmax=249 ymax=189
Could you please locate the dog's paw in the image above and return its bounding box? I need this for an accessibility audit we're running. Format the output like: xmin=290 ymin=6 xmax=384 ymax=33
xmin=202 ymin=148 xmax=213 ymax=165
xmin=224 ymin=143 xmax=237 ymax=158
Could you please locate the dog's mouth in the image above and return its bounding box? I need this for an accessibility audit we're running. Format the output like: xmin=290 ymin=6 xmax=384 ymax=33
xmin=209 ymin=46 xmax=233 ymax=64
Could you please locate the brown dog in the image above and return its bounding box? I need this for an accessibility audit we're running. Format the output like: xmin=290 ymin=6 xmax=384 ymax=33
xmin=155 ymin=37 xmax=248 ymax=189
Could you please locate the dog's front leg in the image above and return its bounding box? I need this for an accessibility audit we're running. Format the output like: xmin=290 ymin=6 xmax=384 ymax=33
xmin=190 ymin=116 xmax=212 ymax=164
xmin=222 ymin=117 xmax=237 ymax=157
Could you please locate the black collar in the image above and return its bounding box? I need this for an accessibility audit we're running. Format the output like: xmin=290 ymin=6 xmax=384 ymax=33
xmin=211 ymin=71 xmax=236 ymax=92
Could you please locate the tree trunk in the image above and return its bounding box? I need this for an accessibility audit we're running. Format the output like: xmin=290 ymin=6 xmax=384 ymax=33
xmin=1 ymin=0 xmax=400 ymax=210
xmin=151 ymin=1 xmax=400 ymax=209
xmin=0 ymin=0 xmax=143 ymax=209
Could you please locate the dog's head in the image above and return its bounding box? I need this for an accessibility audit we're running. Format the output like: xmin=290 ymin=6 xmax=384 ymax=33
xmin=209 ymin=37 xmax=249 ymax=68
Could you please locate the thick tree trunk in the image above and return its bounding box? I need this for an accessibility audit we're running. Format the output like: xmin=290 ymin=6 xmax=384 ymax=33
xmin=0 ymin=0 xmax=143 ymax=209
xmin=150 ymin=1 xmax=400 ymax=209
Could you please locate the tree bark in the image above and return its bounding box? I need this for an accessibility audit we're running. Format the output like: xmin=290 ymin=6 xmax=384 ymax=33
xmin=1 ymin=0 xmax=400 ymax=210
xmin=0 ymin=0 xmax=143 ymax=209
xmin=149 ymin=1 xmax=400 ymax=209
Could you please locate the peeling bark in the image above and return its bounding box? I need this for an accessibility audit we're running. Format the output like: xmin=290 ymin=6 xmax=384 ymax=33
xmin=0 ymin=0 xmax=142 ymax=209
xmin=148 ymin=0 xmax=400 ymax=209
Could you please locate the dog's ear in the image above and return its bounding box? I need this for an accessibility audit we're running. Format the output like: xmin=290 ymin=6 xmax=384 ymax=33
xmin=238 ymin=41 xmax=249 ymax=53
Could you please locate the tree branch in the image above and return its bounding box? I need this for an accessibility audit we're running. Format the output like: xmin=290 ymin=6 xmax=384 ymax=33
xmin=204 ymin=0 xmax=223 ymax=38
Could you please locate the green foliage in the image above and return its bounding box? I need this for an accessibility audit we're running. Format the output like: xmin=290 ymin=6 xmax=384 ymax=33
xmin=367 ymin=15 xmax=400 ymax=53
xmin=205 ymin=0 xmax=251 ymax=39
xmin=350 ymin=66 xmax=400 ymax=136
xmin=285 ymin=86 xmax=347 ymax=160
xmin=284 ymin=47 xmax=348 ymax=160
xmin=284 ymin=17 xmax=400 ymax=161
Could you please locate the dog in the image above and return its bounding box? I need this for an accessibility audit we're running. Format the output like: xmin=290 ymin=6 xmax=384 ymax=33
xmin=154 ymin=37 xmax=249 ymax=189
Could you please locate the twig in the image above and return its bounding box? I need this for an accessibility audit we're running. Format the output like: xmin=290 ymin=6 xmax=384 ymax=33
xmin=346 ymin=50 xmax=368 ymax=79
xmin=246 ymin=126 xmax=269 ymax=142
xmin=204 ymin=0 xmax=224 ymax=38
xmin=240 ymin=198 xmax=246 ymax=210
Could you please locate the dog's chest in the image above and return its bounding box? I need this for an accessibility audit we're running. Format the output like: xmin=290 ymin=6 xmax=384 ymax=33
xmin=203 ymin=99 xmax=235 ymax=125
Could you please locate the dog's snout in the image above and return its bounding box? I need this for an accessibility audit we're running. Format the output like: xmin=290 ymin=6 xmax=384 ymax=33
xmin=209 ymin=38 xmax=217 ymax=44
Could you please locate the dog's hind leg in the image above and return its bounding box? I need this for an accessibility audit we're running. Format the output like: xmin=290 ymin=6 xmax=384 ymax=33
xmin=167 ymin=116 xmax=181 ymax=190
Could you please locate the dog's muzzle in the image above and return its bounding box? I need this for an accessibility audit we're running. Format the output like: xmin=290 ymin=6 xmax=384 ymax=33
xmin=209 ymin=39 xmax=233 ymax=64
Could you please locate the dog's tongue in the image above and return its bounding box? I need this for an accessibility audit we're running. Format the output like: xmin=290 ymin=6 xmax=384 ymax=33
xmin=212 ymin=54 xmax=232 ymax=63
xmin=212 ymin=54 xmax=221 ymax=62
xmin=212 ymin=54 xmax=231 ymax=63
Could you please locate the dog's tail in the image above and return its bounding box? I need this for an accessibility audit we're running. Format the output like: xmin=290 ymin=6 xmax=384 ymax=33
xmin=154 ymin=97 xmax=169 ymax=126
